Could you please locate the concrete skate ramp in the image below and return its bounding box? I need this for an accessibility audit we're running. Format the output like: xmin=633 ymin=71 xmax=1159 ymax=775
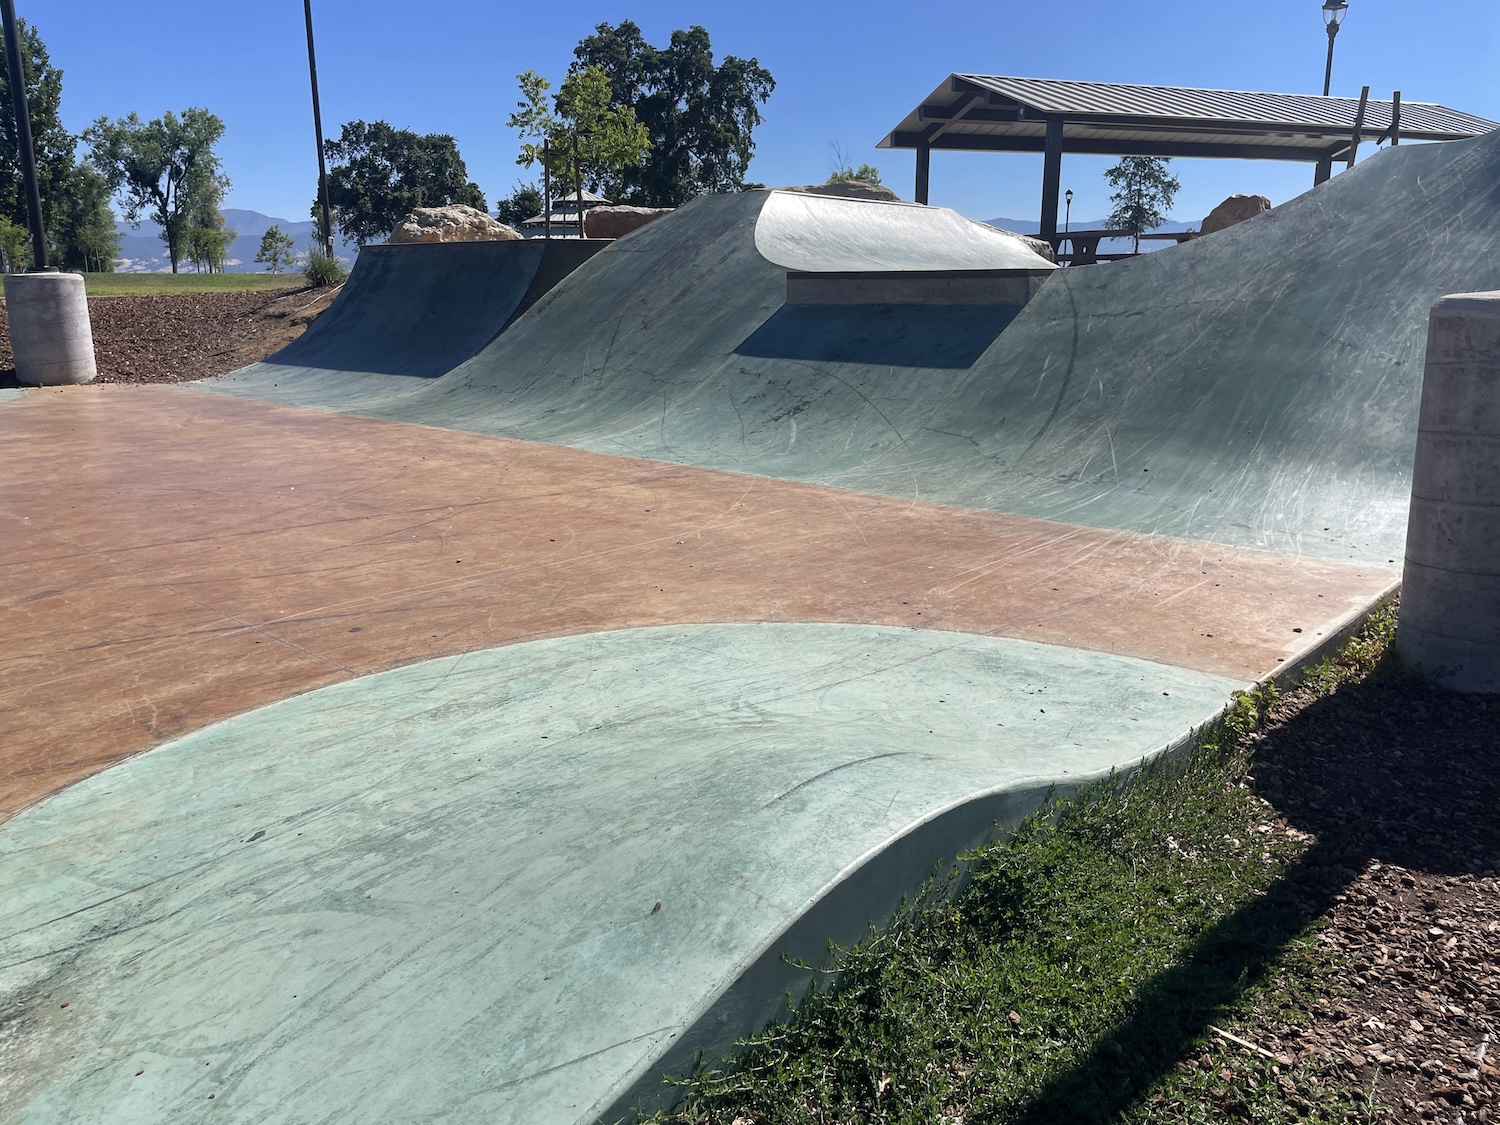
xmin=754 ymin=189 xmax=1056 ymax=272
xmin=205 ymin=130 xmax=1500 ymax=567
xmin=251 ymin=238 xmax=605 ymax=379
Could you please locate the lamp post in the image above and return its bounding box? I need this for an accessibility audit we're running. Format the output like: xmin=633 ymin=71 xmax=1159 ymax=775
xmin=303 ymin=0 xmax=333 ymax=257
xmin=1064 ymin=189 xmax=1073 ymax=236
xmin=1322 ymin=0 xmax=1349 ymax=97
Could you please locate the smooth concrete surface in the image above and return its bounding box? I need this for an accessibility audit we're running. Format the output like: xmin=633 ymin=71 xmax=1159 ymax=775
xmin=0 ymin=384 xmax=1391 ymax=821
xmin=754 ymin=189 xmax=1057 ymax=273
xmin=3 ymin=272 xmax=96 ymax=386
xmin=1398 ymin=292 xmax=1500 ymax=691
xmin=250 ymin=238 xmax=606 ymax=381
xmin=785 ymin=269 xmax=1051 ymax=306
xmin=204 ymin=130 xmax=1500 ymax=566
xmin=0 ymin=623 xmax=1244 ymax=1125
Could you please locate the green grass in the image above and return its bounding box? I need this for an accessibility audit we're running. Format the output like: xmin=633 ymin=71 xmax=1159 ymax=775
xmin=645 ymin=604 xmax=1401 ymax=1125
xmin=81 ymin=272 xmax=309 ymax=296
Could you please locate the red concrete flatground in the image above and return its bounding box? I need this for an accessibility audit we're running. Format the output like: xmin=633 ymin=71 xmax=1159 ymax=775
xmin=0 ymin=385 xmax=1393 ymax=820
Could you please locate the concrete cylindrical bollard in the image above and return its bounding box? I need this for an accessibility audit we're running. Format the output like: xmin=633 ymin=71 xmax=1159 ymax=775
xmin=4 ymin=271 xmax=97 ymax=385
xmin=1397 ymin=292 xmax=1500 ymax=692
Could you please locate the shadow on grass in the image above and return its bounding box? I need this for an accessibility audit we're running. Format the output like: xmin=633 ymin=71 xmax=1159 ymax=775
xmin=1015 ymin=669 xmax=1500 ymax=1123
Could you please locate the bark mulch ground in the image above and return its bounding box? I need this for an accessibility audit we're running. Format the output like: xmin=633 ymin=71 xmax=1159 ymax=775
xmin=0 ymin=286 xmax=336 ymax=387
xmin=1248 ymin=672 xmax=1499 ymax=1121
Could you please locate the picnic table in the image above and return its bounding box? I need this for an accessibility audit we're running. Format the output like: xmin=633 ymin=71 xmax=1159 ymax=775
xmin=1055 ymin=227 xmax=1197 ymax=265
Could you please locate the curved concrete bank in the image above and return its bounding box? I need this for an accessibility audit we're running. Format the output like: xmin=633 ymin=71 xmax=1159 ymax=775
xmin=0 ymin=623 xmax=1243 ymax=1125
xmin=754 ymin=189 xmax=1055 ymax=273
xmin=204 ymin=130 xmax=1500 ymax=566
xmin=241 ymin=238 xmax=605 ymax=384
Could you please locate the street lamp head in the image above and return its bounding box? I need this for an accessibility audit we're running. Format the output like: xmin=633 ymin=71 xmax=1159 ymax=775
xmin=1322 ymin=0 xmax=1348 ymax=28
xmin=1065 ymin=188 xmax=1073 ymax=204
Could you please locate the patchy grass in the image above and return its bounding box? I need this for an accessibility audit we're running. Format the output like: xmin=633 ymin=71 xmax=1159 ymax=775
xmin=81 ymin=272 xmax=308 ymax=296
xmin=645 ymin=603 xmax=1404 ymax=1125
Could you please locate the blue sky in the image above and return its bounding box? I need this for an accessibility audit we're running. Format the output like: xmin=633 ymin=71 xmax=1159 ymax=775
xmin=37 ymin=0 xmax=1500 ymax=227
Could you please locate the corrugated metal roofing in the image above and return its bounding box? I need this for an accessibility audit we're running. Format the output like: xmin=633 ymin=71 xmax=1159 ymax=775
xmin=880 ymin=74 xmax=1498 ymax=153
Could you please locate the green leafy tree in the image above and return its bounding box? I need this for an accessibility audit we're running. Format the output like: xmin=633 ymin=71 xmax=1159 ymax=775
xmin=494 ymin=182 xmax=542 ymax=229
xmin=319 ymin=120 xmax=486 ymax=246
xmin=509 ymin=66 xmax=650 ymax=201
xmin=255 ymin=224 xmax=297 ymax=273
xmin=52 ymin=164 xmax=121 ymax=272
xmin=85 ymin=108 xmax=229 ymax=273
xmin=185 ymin=176 xmax=233 ymax=273
xmin=1104 ymin=156 xmax=1181 ymax=253
xmin=569 ymin=21 xmax=774 ymax=206
xmin=0 ymin=215 xmax=28 ymax=272
xmin=0 ymin=18 xmax=117 ymax=269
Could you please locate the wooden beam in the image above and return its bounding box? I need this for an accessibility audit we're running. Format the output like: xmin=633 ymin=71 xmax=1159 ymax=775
xmin=915 ymin=142 xmax=931 ymax=205
xmin=1040 ymin=116 xmax=1063 ymax=245
xmin=887 ymin=130 xmax=1331 ymax=162
xmin=1376 ymin=91 xmax=1402 ymax=146
xmin=1347 ymin=85 xmax=1370 ymax=169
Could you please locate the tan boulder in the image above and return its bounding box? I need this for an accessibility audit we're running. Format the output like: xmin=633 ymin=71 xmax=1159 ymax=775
xmin=780 ymin=181 xmax=903 ymax=203
xmin=992 ymin=228 xmax=1056 ymax=263
xmin=389 ymin=205 xmax=522 ymax=244
xmin=1200 ymin=194 xmax=1271 ymax=236
xmin=583 ymin=205 xmax=673 ymax=240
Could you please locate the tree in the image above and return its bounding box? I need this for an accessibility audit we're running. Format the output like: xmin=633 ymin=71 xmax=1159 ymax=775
xmin=85 ymin=108 xmax=229 ymax=273
xmin=508 ymin=66 xmax=650 ymax=199
xmin=1104 ymin=156 xmax=1181 ymax=253
xmin=0 ymin=18 xmax=117 ymax=269
xmin=52 ymin=164 xmax=120 ymax=272
xmin=320 ymin=120 xmax=486 ymax=247
xmin=494 ymin=182 xmax=542 ymax=229
xmin=0 ymin=215 xmax=27 ymax=273
xmin=256 ymin=225 xmax=297 ymax=273
xmin=569 ymin=21 xmax=774 ymax=206
xmin=827 ymin=142 xmax=881 ymax=186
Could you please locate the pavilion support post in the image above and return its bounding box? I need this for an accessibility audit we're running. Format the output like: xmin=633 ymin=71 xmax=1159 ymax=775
xmin=1314 ymin=154 xmax=1334 ymax=186
xmin=1346 ymin=85 xmax=1370 ymax=169
xmin=915 ymin=142 xmax=931 ymax=205
xmin=1040 ymin=116 xmax=1064 ymax=247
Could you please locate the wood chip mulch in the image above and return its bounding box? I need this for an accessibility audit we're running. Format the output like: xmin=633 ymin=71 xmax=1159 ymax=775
xmin=0 ymin=287 xmax=333 ymax=387
xmin=1249 ymin=674 xmax=1499 ymax=1121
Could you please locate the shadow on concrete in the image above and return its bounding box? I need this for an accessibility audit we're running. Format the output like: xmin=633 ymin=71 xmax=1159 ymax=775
xmin=734 ymin=304 xmax=1019 ymax=369
xmin=1012 ymin=673 xmax=1500 ymax=1123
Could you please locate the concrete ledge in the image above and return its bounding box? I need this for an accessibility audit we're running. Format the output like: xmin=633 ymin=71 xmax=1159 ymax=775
xmin=786 ymin=269 xmax=1053 ymax=306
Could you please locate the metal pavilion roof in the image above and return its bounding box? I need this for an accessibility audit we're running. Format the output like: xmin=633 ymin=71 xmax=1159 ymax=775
xmin=880 ymin=75 xmax=1498 ymax=161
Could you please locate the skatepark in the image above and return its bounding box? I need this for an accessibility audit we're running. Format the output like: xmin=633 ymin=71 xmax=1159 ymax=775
xmin=3 ymin=123 xmax=1500 ymax=1123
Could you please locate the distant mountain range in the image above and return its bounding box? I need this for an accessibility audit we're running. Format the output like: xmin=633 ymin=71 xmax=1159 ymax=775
xmin=985 ymin=216 xmax=1196 ymax=256
xmin=114 ymin=209 xmax=360 ymax=273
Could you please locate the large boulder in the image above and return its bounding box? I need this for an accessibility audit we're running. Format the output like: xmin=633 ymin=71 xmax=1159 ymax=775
xmin=389 ymin=205 xmax=522 ymax=244
xmin=583 ymin=205 xmax=672 ymax=240
xmin=780 ymin=181 xmax=903 ymax=203
xmin=992 ymin=227 xmax=1057 ymax=264
xmin=1201 ymin=194 xmax=1272 ymax=236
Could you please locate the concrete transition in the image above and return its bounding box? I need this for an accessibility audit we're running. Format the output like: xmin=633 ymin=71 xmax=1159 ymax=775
xmin=5 ymin=129 xmax=1500 ymax=1123
xmin=1398 ymin=292 xmax=1500 ymax=692
xmin=3 ymin=272 xmax=96 ymax=385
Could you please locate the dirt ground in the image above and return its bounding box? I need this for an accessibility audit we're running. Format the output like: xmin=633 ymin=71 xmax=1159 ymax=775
xmin=0 ymin=286 xmax=337 ymax=387
xmin=1247 ymin=670 xmax=1498 ymax=1122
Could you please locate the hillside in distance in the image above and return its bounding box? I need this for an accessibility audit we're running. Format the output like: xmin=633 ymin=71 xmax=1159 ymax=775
xmin=115 ymin=209 xmax=360 ymax=273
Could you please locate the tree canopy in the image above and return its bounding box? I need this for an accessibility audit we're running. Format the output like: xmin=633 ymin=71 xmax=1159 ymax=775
xmin=494 ymin=182 xmax=542 ymax=229
xmin=86 ymin=108 xmax=229 ymax=273
xmin=1104 ymin=156 xmax=1181 ymax=252
xmin=0 ymin=18 xmax=118 ymax=270
xmin=568 ymin=21 xmax=774 ymax=206
xmin=509 ymin=66 xmax=650 ymax=201
xmin=320 ymin=120 xmax=486 ymax=246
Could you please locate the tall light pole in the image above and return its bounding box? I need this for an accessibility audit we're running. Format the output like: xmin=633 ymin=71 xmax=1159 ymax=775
xmin=304 ymin=0 xmax=333 ymax=256
xmin=1322 ymin=0 xmax=1349 ymax=97
xmin=1 ymin=0 xmax=48 ymax=270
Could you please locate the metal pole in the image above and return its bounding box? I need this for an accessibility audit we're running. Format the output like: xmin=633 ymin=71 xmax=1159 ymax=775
xmin=1 ymin=0 xmax=48 ymax=271
xmin=304 ymin=0 xmax=334 ymax=256
xmin=573 ymin=131 xmax=583 ymax=239
xmin=543 ymin=138 xmax=551 ymax=239
xmin=1322 ymin=22 xmax=1339 ymax=97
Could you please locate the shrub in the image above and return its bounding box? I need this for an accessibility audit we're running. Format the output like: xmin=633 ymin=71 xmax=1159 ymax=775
xmin=302 ymin=248 xmax=348 ymax=287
